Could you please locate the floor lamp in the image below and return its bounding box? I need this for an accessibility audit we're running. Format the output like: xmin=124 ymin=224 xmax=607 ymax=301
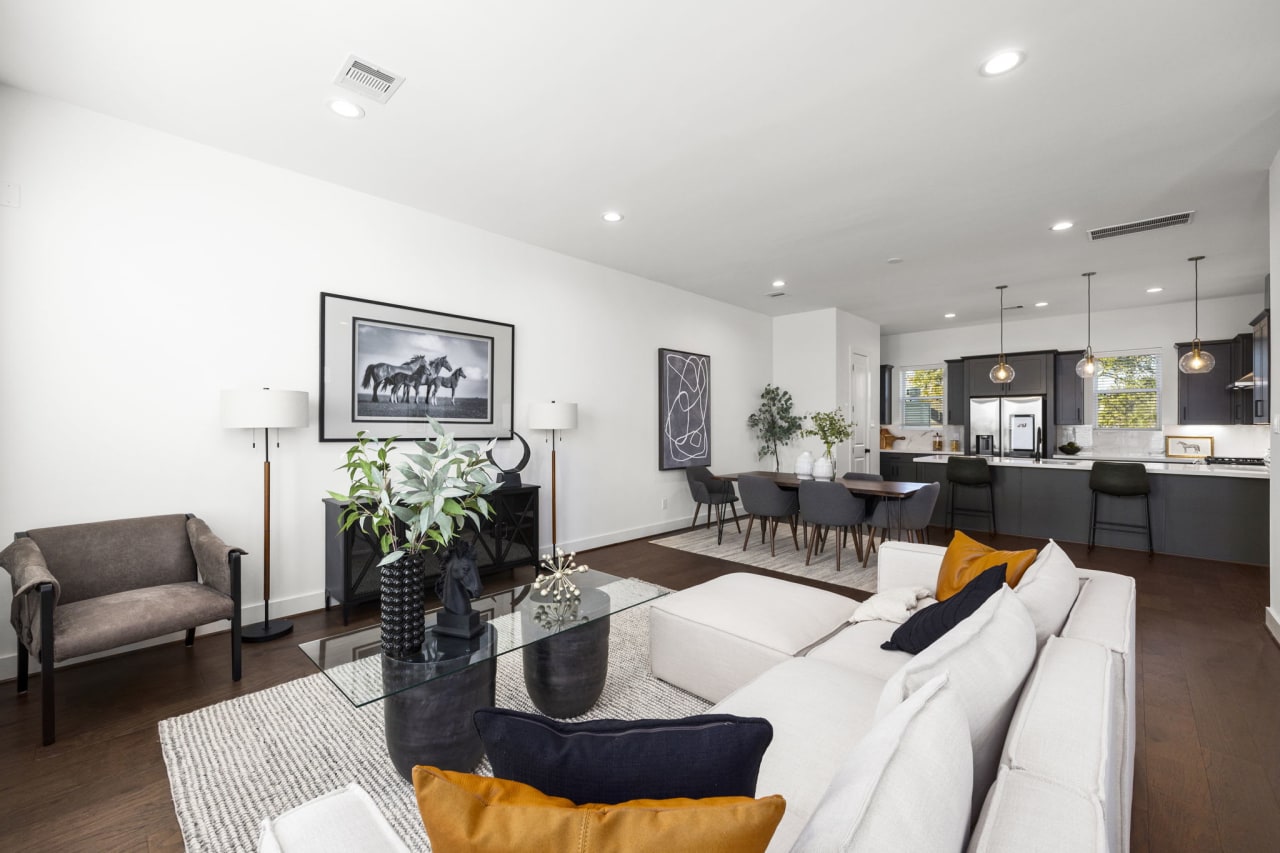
xmin=528 ymin=401 xmax=578 ymax=553
xmin=221 ymin=387 xmax=309 ymax=642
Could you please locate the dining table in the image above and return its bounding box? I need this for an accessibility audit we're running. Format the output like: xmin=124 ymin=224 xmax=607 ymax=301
xmin=714 ymin=470 xmax=930 ymax=547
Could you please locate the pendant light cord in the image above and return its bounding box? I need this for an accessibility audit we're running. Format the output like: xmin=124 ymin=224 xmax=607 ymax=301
xmin=1193 ymin=257 xmax=1200 ymax=340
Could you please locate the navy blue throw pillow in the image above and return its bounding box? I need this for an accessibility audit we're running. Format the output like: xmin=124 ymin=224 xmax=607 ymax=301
xmin=881 ymin=562 xmax=1007 ymax=654
xmin=473 ymin=708 xmax=773 ymax=804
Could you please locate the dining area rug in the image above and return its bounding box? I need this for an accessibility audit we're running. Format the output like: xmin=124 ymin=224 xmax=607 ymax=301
xmin=651 ymin=523 xmax=880 ymax=593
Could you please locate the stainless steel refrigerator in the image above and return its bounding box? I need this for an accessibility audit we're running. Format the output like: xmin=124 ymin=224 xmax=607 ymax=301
xmin=969 ymin=396 xmax=1045 ymax=457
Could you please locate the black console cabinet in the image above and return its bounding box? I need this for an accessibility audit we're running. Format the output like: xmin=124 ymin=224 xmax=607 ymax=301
xmin=323 ymin=485 xmax=542 ymax=624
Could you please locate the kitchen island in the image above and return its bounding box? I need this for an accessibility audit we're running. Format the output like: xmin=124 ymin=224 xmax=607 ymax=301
xmin=900 ymin=455 xmax=1268 ymax=564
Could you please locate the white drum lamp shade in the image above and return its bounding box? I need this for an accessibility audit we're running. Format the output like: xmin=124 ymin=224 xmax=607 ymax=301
xmin=528 ymin=402 xmax=578 ymax=431
xmin=221 ymin=388 xmax=310 ymax=429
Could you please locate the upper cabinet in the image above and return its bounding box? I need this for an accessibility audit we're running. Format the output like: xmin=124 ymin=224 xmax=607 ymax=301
xmin=880 ymin=364 xmax=893 ymax=424
xmin=1252 ymin=309 xmax=1269 ymax=424
xmin=1055 ymin=351 xmax=1086 ymax=425
xmin=1229 ymin=332 xmax=1254 ymax=425
xmin=1175 ymin=339 xmax=1234 ymax=424
xmin=965 ymin=352 xmax=1050 ymax=396
xmin=945 ymin=359 xmax=965 ymax=425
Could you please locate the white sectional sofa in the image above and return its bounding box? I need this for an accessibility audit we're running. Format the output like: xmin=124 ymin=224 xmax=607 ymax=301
xmin=648 ymin=539 xmax=1136 ymax=853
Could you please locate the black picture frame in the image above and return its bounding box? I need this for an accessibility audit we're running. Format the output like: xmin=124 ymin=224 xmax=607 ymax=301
xmin=658 ymin=348 xmax=711 ymax=470
xmin=320 ymin=292 xmax=515 ymax=441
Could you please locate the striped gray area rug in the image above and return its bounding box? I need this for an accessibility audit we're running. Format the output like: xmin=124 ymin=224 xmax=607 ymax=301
xmin=652 ymin=523 xmax=880 ymax=593
xmin=160 ymin=587 xmax=708 ymax=853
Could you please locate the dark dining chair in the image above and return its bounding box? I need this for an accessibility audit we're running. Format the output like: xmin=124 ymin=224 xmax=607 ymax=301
xmin=799 ymin=480 xmax=867 ymax=571
xmin=864 ymin=481 xmax=941 ymax=565
xmin=684 ymin=466 xmax=741 ymax=533
xmin=737 ymin=475 xmax=801 ymax=557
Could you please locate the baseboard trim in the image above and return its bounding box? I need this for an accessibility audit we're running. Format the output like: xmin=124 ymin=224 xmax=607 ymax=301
xmin=1267 ymin=606 xmax=1280 ymax=648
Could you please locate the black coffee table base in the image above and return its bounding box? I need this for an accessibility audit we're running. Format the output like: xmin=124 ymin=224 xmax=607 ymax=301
xmin=522 ymin=614 xmax=610 ymax=717
xmin=383 ymin=636 xmax=497 ymax=780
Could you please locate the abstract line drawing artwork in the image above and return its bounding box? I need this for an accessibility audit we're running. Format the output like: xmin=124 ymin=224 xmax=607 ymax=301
xmin=658 ymin=348 xmax=711 ymax=470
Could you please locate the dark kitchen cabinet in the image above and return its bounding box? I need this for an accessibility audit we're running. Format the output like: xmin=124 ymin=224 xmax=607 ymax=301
xmin=880 ymin=364 xmax=893 ymax=424
xmin=1252 ymin=310 xmax=1269 ymax=424
xmin=1230 ymin=332 xmax=1254 ymax=424
xmin=1175 ymin=340 xmax=1233 ymax=425
xmin=880 ymin=452 xmax=917 ymax=482
xmin=946 ymin=360 xmax=965 ymax=425
xmin=1055 ymin=350 xmax=1086 ymax=425
xmin=965 ymin=352 xmax=1050 ymax=396
xmin=323 ymin=485 xmax=541 ymax=624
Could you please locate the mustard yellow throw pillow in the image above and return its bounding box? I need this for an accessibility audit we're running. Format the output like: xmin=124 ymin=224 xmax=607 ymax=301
xmin=413 ymin=765 xmax=785 ymax=853
xmin=935 ymin=531 xmax=1037 ymax=600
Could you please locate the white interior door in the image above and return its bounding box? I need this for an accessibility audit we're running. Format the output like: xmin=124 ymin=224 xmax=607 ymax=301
xmin=849 ymin=350 xmax=871 ymax=473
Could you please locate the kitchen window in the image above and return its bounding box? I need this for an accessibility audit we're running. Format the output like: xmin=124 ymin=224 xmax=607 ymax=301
xmin=900 ymin=366 xmax=945 ymax=427
xmin=1095 ymin=353 xmax=1161 ymax=429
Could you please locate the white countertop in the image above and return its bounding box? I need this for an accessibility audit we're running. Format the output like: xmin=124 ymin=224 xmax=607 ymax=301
xmin=909 ymin=455 xmax=1269 ymax=479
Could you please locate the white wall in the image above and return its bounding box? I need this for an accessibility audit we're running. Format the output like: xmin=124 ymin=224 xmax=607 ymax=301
xmin=0 ymin=86 xmax=773 ymax=674
xmin=771 ymin=308 xmax=881 ymax=473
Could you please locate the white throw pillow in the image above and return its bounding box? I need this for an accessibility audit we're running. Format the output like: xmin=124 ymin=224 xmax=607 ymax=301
xmin=259 ymin=783 xmax=410 ymax=853
xmin=1014 ymin=539 xmax=1081 ymax=647
xmin=875 ymin=585 xmax=1037 ymax=819
xmin=791 ymin=674 xmax=972 ymax=853
xmin=849 ymin=586 xmax=935 ymax=624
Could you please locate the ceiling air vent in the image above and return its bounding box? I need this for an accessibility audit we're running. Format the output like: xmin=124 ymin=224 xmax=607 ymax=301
xmin=1088 ymin=211 xmax=1194 ymax=241
xmin=333 ymin=55 xmax=405 ymax=104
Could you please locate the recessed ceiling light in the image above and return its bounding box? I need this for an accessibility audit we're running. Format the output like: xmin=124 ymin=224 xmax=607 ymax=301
xmin=772 ymin=279 xmax=786 ymax=288
xmin=887 ymin=257 xmax=903 ymax=264
xmin=980 ymin=50 xmax=1025 ymax=77
xmin=944 ymin=313 xmax=956 ymax=319
xmin=1050 ymin=221 xmax=1074 ymax=232
xmin=601 ymin=211 xmax=624 ymax=223
xmin=1146 ymin=287 xmax=1163 ymax=293
xmin=327 ymin=98 xmax=365 ymax=119
xmin=1035 ymin=301 xmax=1049 ymax=307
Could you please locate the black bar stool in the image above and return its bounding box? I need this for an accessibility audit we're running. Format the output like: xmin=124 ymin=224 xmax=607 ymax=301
xmin=946 ymin=456 xmax=995 ymax=534
xmin=1088 ymin=461 xmax=1153 ymax=555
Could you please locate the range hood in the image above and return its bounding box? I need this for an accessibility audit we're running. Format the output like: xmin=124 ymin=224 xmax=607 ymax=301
xmin=1227 ymin=371 xmax=1256 ymax=390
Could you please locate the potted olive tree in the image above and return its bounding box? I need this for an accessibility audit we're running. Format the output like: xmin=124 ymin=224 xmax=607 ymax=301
xmin=747 ymin=384 xmax=805 ymax=472
xmin=329 ymin=417 xmax=500 ymax=659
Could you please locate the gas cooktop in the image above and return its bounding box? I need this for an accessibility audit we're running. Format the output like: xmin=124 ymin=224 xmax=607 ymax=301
xmin=1203 ymin=456 xmax=1266 ymax=466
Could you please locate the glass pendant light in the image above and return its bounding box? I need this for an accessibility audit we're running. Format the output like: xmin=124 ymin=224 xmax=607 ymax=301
xmin=1177 ymin=255 xmax=1215 ymax=374
xmin=989 ymin=285 xmax=1015 ymax=383
xmin=1076 ymin=272 xmax=1098 ymax=378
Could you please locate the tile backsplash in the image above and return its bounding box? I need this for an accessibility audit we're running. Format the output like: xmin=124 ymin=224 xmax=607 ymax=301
xmin=883 ymin=425 xmax=965 ymax=452
xmin=1054 ymin=424 xmax=1269 ymax=458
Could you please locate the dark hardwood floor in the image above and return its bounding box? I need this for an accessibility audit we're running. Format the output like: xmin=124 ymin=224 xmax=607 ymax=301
xmin=0 ymin=526 xmax=1277 ymax=852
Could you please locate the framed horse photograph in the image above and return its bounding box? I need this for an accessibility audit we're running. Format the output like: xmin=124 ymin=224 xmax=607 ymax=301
xmin=320 ymin=292 xmax=515 ymax=441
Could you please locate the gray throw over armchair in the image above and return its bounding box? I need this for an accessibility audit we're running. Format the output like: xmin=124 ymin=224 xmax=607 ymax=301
xmin=1 ymin=513 xmax=244 ymax=745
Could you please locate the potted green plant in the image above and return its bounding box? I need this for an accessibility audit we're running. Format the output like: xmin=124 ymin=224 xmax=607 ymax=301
xmin=804 ymin=408 xmax=855 ymax=479
xmin=747 ymin=384 xmax=806 ymax=472
xmin=329 ymin=417 xmax=500 ymax=659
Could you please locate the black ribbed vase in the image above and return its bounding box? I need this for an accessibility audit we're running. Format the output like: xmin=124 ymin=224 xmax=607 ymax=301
xmin=380 ymin=553 xmax=426 ymax=659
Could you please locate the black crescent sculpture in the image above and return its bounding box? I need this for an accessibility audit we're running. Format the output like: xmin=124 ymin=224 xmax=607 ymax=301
xmin=487 ymin=431 xmax=532 ymax=487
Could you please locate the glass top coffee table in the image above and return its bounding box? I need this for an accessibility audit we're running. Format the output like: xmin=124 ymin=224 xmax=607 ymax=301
xmin=300 ymin=570 xmax=668 ymax=778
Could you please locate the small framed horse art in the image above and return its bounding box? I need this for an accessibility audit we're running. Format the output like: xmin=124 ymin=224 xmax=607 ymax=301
xmin=320 ymin=292 xmax=515 ymax=441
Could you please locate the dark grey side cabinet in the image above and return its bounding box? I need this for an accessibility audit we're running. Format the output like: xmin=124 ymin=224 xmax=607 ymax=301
xmin=323 ymin=485 xmax=541 ymax=624
xmin=946 ymin=359 xmax=965 ymax=425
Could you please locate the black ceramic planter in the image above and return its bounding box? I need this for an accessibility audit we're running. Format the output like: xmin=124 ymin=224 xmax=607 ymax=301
xmin=380 ymin=554 xmax=426 ymax=659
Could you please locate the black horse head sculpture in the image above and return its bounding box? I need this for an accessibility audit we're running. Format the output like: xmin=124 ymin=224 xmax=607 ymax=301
xmin=437 ymin=538 xmax=482 ymax=616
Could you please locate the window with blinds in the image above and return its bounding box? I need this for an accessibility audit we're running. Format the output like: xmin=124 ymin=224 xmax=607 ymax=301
xmin=900 ymin=366 xmax=945 ymax=427
xmin=1095 ymin=353 xmax=1161 ymax=429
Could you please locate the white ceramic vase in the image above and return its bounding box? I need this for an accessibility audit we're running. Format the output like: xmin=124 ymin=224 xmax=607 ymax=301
xmin=812 ymin=454 xmax=835 ymax=480
xmin=794 ymin=451 xmax=814 ymax=479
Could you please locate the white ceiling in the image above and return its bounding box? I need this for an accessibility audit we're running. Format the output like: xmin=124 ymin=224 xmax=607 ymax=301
xmin=2 ymin=0 xmax=1278 ymax=334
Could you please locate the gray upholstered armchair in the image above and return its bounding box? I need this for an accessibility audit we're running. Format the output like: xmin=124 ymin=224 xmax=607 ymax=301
xmin=0 ymin=513 xmax=244 ymax=745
